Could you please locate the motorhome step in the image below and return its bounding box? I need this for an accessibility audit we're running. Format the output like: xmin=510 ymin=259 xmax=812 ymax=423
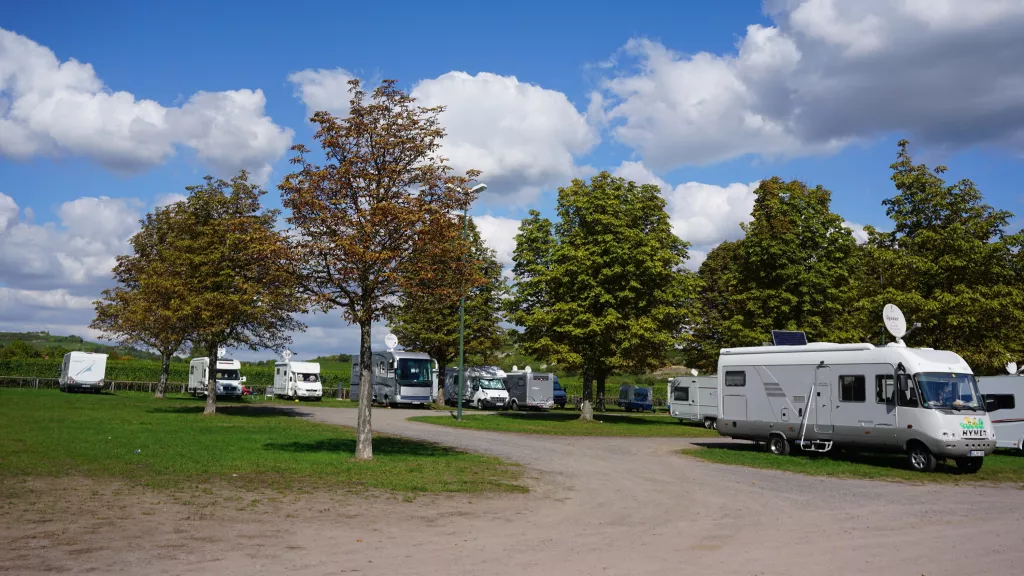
xmin=798 ymin=440 xmax=833 ymax=452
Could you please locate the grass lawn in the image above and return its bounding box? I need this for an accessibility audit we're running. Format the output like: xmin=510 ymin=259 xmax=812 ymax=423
xmin=683 ymin=443 xmax=1024 ymax=486
xmin=0 ymin=389 xmax=525 ymax=494
xmin=409 ymin=411 xmax=720 ymax=437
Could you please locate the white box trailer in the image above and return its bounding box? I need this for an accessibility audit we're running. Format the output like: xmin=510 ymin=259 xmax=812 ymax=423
xmin=59 ymin=352 xmax=108 ymax=393
xmin=188 ymin=358 xmax=246 ymax=398
xmin=716 ymin=341 xmax=997 ymax=473
xmin=668 ymin=375 xmax=719 ymax=428
xmin=978 ymin=374 xmax=1024 ymax=451
xmin=351 ymin=351 xmax=435 ymax=407
xmin=273 ymin=361 xmax=323 ymax=400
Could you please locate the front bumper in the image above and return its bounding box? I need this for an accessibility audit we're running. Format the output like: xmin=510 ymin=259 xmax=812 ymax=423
xmin=296 ymin=388 xmax=323 ymax=398
xmin=929 ymin=438 xmax=997 ymax=458
xmin=479 ymin=398 xmax=507 ymax=409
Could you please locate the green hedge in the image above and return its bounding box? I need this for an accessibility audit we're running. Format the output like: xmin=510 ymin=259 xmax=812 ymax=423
xmin=0 ymin=358 xmax=351 ymax=390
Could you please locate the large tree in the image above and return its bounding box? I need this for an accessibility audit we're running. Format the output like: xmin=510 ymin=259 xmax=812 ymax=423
xmin=173 ymin=172 xmax=306 ymax=414
xmin=280 ymin=79 xmax=481 ymax=460
xmin=509 ymin=172 xmax=695 ymax=420
xmin=91 ymin=204 xmax=191 ymax=398
xmin=852 ymin=140 xmax=1024 ymax=373
xmin=685 ymin=177 xmax=862 ymax=370
xmin=388 ymin=215 xmax=506 ymax=398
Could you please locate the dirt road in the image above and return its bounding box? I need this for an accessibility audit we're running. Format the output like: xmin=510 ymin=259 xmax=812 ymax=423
xmin=4 ymin=406 xmax=1023 ymax=575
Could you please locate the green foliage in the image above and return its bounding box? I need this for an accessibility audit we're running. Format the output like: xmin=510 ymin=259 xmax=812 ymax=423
xmin=0 ymin=332 xmax=160 ymax=360
xmin=686 ymin=178 xmax=861 ymax=372
xmin=508 ymin=172 xmax=697 ymax=405
xmin=850 ymin=140 xmax=1024 ymax=374
xmin=389 ymin=216 xmax=506 ymax=375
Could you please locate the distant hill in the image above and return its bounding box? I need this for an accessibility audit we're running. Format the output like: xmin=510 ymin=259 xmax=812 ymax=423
xmin=0 ymin=331 xmax=163 ymax=361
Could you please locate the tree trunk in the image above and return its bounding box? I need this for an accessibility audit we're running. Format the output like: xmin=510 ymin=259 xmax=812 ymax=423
xmin=579 ymin=361 xmax=594 ymax=422
xmin=434 ymin=360 xmax=447 ymax=409
xmin=354 ymin=322 xmax=374 ymax=460
xmin=203 ymin=342 xmax=218 ymax=415
xmin=156 ymin=351 xmax=170 ymax=399
xmin=596 ymin=369 xmax=606 ymax=409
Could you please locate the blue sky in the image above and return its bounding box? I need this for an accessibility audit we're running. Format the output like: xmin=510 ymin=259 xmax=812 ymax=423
xmin=3 ymin=0 xmax=1024 ymax=359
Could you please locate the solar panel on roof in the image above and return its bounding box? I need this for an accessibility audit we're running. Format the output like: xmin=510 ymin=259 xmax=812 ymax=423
xmin=772 ymin=330 xmax=808 ymax=346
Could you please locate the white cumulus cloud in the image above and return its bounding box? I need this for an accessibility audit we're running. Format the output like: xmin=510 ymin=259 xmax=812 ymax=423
xmin=598 ymin=0 xmax=1024 ymax=171
xmin=287 ymin=68 xmax=356 ymax=117
xmin=0 ymin=27 xmax=293 ymax=182
xmin=474 ymin=214 xmax=521 ymax=268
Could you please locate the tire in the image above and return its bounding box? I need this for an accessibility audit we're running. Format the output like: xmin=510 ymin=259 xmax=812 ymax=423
xmin=510 ymin=399 xmax=519 ymax=411
xmin=907 ymin=443 xmax=937 ymax=472
xmin=711 ymin=419 xmax=718 ymax=430
xmin=955 ymin=457 xmax=983 ymax=474
xmin=703 ymin=418 xmax=713 ymax=429
xmin=768 ymin=435 xmax=791 ymax=456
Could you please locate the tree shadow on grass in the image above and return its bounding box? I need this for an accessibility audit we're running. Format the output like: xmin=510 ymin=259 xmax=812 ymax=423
xmin=263 ymin=436 xmax=461 ymax=457
xmin=496 ymin=411 xmax=682 ymax=427
xmin=148 ymin=406 xmax=312 ymax=418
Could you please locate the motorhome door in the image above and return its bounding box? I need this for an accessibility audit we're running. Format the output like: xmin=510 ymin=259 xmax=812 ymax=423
xmin=814 ymin=366 xmax=833 ymax=433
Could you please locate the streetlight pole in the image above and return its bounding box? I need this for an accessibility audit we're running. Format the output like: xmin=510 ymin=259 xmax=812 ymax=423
xmin=457 ymin=183 xmax=487 ymax=422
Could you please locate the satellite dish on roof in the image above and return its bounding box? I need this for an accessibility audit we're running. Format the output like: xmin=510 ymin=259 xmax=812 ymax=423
xmin=1008 ymin=361 xmax=1019 ymax=375
xmin=883 ymin=304 xmax=907 ymax=341
xmin=384 ymin=333 xmax=398 ymax=351
xmin=216 ymin=346 xmax=226 ymax=359
xmin=690 ymin=368 xmax=699 ymax=376
xmin=282 ymin=349 xmax=292 ymax=362
xmin=524 ymin=365 xmax=532 ymax=373
xmin=512 ymin=365 xmax=518 ymax=371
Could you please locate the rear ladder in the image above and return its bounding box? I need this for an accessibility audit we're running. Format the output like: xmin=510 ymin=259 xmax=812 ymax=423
xmin=796 ymin=382 xmax=833 ymax=453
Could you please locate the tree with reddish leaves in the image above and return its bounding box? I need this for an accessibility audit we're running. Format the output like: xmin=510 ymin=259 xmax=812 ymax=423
xmin=280 ymin=79 xmax=482 ymax=460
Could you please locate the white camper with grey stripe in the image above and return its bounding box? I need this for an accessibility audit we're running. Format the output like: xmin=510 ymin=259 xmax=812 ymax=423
xmin=715 ymin=340 xmax=998 ymax=473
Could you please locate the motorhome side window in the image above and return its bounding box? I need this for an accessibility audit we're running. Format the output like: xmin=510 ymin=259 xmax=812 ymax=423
xmin=673 ymin=386 xmax=689 ymax=402
xmin=724 ymin=371 xmax=745 ymax=387
xmin=875 ymin=375 xmax=894 ymax=404
xmin=984 ymin=394 xmax=1015 ymax=411
xmin=839 ymin=375 xmax=866 ymax=402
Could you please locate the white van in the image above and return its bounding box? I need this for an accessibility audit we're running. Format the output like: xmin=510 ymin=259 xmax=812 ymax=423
xmin=444 ymin=366 xmax=509 ymax=409
xmin=274 ymin=361 xmax=323 ymax=400
xmin=59 ymin=352 xmax=108 ymax=393
xmin=188 ymin=358 xmax=245 ymax=398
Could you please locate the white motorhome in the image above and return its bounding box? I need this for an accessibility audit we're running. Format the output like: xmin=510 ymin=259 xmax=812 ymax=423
xmin=351 ymin=351 xmax=435 ymax=407
xmin=978 ymin=373 xmax=1024 ymax=451
xmin=668 ymin=375 xmax=718 ymax=429
xmin=188 ymin=358 xmax=246 ymax=398
xmin=444 ymin=366 xmax=509 ymax=409
xmin=59 ymin=352 xmax=108 ymax=393
xmin=274 ymin=361 xmax=323 ymax=400
xmin=716 ymin=341 xmax=997 ymax=473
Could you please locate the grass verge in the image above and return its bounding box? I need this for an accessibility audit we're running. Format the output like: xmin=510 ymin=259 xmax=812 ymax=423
xmin=0 ymin=389 xmax=525 ymax=494
xmin=409 ymin=412 xmax=720 ymax=437
xmin=682 ymin=443 xmax=1024 ymax=486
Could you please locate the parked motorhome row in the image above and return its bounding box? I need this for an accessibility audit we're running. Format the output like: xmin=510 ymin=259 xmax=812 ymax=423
xmin=715 ymin=341 xmax=996 ymax=473
xmin=59 ymin=352 xmax=108 ymax=393
xmin=188 ymin=357 xmax=247 ymax=398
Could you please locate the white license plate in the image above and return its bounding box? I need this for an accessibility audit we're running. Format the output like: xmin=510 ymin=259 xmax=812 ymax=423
xmin=969 ymin=450 xmax=984 ymax=457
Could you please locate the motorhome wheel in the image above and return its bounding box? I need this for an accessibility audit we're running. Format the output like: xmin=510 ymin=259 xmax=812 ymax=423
xmin=955 ymin=457 xmax=983 ymax=474
xmin=906 ymin=443 xmax=937 ymax=472
xmin=768 ymin=436 xmax=791 ymax=456
xmin=510 ymin=399 xmax=519 ymax=411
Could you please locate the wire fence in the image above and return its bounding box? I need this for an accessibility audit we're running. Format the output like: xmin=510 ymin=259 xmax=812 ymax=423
xmin=0 ymin=376 xmax=354 ymax=400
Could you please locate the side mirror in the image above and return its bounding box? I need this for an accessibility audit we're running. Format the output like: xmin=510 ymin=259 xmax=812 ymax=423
xmin=472 ymin=385 xmax=480 ymax=392
xmin=897 ymin=374 xmax=910 ymax=392
xmin=985 ymin=397 xmax=999 ymax=412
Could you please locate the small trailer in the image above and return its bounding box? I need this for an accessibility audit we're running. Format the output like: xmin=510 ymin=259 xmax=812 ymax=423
xmin=273 ymin=360 xmax=322 ymax=400
xmin=668 ymin=375 xmax=719 ymax=428
xmin=59 ymin=352 xmax=108 ymax=393
xmin=978 ymin=373 xmax=1024 ymax=451
xmin=188 ymin=358 xmax=246 ymax=398
xmin=616 ymin=384 xmax=653 ymax=412
xmin=504 ymin=370 xmax=555 ymax=410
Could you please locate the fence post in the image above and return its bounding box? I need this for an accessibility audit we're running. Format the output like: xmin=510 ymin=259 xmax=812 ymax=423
xmin=35 ymin=378 xmax=39 ymax=389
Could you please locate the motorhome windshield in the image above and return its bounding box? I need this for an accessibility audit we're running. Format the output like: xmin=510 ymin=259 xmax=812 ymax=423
xmin=915 ymin=373 xmax=983 ymax=410
xmin=296 ymin=373 xmax=319 ymax=383
xmin=396 ymin=359 xmax=432 ymax=383
xmin=474 ymin=378 xmax=504 ymax=390
xmin=216 ymin=369 xmax=240 ymax=380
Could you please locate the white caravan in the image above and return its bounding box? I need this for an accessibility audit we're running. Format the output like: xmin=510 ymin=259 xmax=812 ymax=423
xmin=444 ymin=366 xmax=509 ymax=409
xmin=59 ymin=352 xmax=108 ymax=393
xmin=668 ymin=375 xmax=719 ymax=429
xmin=978 ymin=372 xmax=1024 ymax=451
xmin=188 ymin=358 xmax=246 ymax=398
xmin=274 ymin=361 xmax=323 ymax=400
